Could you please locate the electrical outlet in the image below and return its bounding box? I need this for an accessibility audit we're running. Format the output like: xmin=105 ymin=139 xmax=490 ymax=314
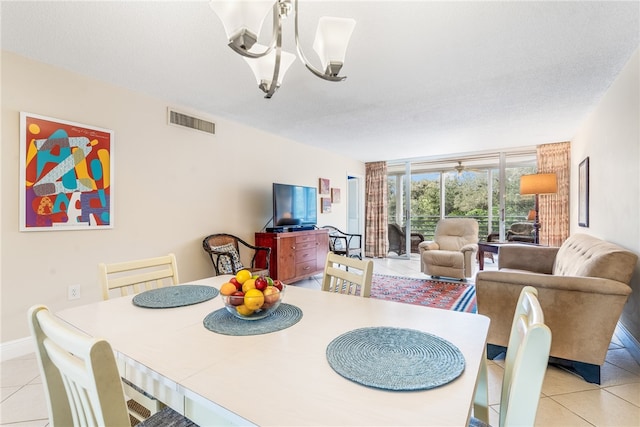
xmin=68 ymin=284 xmax=81 ymax=300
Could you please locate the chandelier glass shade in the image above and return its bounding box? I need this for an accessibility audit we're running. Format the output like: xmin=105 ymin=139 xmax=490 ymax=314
xmin=209 ymin=0 xmax=356 ymax=98
xmin=242 ymin=44 xmax=297 ymax=93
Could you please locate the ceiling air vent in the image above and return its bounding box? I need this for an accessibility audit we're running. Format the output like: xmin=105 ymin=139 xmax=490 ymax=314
xmin=167 ymin=108 xmax=215 ymax=135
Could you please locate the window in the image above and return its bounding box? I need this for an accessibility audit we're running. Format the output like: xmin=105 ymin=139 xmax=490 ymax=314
xmin=387 ymin=150 xmax=536 ymax=241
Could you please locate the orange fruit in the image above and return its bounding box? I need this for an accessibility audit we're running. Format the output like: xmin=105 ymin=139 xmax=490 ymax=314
xmin=236 ymin=304 xmax=254 ymax=316
xmin=219 ymin=282 xmax=237 ymax=296
xmin=235 ymin=269 xmax=252 ymax=284
xmin=242 ymin=278 xmax=256 ymax=293
xmin=244 ymin=289 xmax=264 ymax=311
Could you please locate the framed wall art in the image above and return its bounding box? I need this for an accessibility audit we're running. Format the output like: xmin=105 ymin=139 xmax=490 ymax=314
xmin=578 ymin=157 xmax=589 ymax=227
xmin=321 ymin=197 xmax=332 ymax=213
xmin=19 ymin=112 xmax=114 ymax=231
xmin=319 ymin=178 xmax=330 ymax=195
xmin=331 ymin=188 xmax=341 ymax=203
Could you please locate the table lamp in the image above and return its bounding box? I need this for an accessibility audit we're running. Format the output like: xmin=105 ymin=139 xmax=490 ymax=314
xmin=520 ymin=173 xmax=557 ymax=244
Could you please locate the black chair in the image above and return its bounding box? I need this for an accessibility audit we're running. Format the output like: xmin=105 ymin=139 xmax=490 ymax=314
xmin=203 ymin=233 xmax=271 ymax=276
xmin=388 ymin=223 xmax=425 ymax=255
xmin=321 ymin=226 xmax=362 ymax=259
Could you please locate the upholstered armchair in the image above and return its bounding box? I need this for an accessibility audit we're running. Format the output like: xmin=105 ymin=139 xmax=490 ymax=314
xmin=506 ymin=222 xmax=535 ymax=242
xmin=486 ymin=222 xmax=535 ymax=243
xmin=418 ymin=218 xmax=479 ymax=280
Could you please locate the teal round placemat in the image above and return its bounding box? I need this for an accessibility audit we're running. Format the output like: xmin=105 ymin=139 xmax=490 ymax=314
xmin=326 ymin=327 xmax=465 ymax=391
xmin=203 ymin=303 xmax=302 ymax=336
xmin=132 ymin=285 xmax=219 ymax=308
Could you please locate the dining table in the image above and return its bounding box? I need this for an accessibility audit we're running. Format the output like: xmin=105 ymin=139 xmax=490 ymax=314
xmin=55 ymin=275 xmax=490 ymax=426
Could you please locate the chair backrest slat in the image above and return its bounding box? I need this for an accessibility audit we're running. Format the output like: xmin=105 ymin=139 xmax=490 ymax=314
xmin=322 ymin=252 xmax=374 ymax=297
xmin=99 ymin=253 xmax=179 ymax=300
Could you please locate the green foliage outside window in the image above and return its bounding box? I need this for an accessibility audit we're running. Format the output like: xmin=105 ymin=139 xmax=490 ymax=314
xmin=388 ymin=166 xmax=536 ymax=240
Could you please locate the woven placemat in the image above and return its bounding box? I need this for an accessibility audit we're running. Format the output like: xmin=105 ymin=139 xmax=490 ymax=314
xmin=132 ymin=285 xmax=219 ymax=309
xmin=326 ymin=326 xmax=465 ymax=391
xmin=203 ymin=303 xmax=303 ymax=336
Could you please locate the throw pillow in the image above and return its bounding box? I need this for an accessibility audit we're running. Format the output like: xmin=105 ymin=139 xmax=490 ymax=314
xmin=210 ymin=243 xmax=243 ymax=274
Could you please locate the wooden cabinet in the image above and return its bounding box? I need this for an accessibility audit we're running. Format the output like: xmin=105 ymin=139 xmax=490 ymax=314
xmin=255 ymin=229 xmax=329 ymax=283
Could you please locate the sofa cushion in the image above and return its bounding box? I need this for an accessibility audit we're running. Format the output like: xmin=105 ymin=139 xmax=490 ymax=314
xmin=423 ymin=250 xmax=464 ymax=269
xmin=553 ymin=234 xmax=637 ymax=283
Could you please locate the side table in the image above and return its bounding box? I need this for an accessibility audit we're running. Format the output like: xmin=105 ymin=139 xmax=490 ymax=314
xmin=477 ymin=242 xmax=508 ymax=270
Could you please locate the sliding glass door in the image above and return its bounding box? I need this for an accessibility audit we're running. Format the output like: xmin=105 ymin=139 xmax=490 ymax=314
xmin=387 ymin=150 xmax=536 ymax=248
xmin=444 ymin=168 xmax=489 ymax=235
xmin=387 ymin=162 xmax=412 ymax=258
xmin=489 ymin=162 xmax=537 ymax=241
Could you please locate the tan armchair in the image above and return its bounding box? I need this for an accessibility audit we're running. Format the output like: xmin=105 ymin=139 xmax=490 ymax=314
xmin=418 ymin=218 xmax=479 ymax=280
xmin=476 ymin=233 xmax=638 ymax=384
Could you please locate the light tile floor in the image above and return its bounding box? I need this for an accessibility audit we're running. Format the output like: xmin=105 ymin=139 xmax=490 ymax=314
xmin=2 ymin=254 xmax=639 ymax=426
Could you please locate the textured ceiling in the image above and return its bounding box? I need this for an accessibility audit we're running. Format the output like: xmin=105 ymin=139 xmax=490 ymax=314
xmin=2 ymin=1 xmax=639 ymax=163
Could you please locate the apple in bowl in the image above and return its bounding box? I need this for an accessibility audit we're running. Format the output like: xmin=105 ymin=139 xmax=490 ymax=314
xmin=219 ymin=272 xmax=285 ymax=320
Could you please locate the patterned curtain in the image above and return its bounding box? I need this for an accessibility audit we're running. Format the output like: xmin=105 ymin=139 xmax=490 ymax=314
xmin=537 ymin=141 xmax=570 ymax=247
xmin=365 ymin=161 xmax=388 ymax=257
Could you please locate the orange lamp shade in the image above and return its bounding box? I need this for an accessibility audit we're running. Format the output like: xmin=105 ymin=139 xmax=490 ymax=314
xmin=520 ymin=173 xmax=557 ymax=195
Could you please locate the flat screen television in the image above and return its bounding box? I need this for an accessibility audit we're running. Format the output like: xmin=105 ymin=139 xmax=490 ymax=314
xmin=273 ymin=183 xmax=317 ymax=227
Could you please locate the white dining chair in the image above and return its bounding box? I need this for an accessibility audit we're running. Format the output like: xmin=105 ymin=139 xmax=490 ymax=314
xmin=322 ymin=252 xmax=374 ymax=297
xmin=470 ymin=286 xmax=552 ymax=427
xmin=98 ymin=253 xmax=179 ymax=423
xmin=99 ymin=253 xmax=180 ymax=300
xmin=27 ymin=305 xmax=197 ymax=427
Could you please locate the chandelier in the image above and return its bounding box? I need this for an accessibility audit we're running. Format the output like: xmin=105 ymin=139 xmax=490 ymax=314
xmin=209 ymin=0 xmax=356 ymax=98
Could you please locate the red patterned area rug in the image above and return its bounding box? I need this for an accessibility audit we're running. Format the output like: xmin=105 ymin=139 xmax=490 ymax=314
xmin=369 ymin=274 xmax=477 ymax=313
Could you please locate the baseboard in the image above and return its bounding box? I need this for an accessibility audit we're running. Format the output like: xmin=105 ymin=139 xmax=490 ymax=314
xmin=1 ymin=337 xmax=34 ymax=362
xmin=616 ymin=322 xmax=640 ymax=364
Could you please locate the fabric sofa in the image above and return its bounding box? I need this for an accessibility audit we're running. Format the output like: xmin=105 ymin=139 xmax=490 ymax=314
xmin=475 ymin=233 xmax=637 ymax=383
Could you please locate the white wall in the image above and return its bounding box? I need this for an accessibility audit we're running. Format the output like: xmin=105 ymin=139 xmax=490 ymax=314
xmin=1 ymin=51 xmax=365 ymax=344
xmin=571 ymin=48 xmax=640 ymax=342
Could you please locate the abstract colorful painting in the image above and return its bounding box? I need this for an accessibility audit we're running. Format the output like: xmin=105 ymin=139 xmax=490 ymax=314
xmin=20 ymin=112 xmax=114 ymax=231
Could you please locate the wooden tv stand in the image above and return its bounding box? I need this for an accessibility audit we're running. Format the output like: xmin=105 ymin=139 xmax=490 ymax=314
xmin=255 ymin=229 xmax=329 ymax=283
